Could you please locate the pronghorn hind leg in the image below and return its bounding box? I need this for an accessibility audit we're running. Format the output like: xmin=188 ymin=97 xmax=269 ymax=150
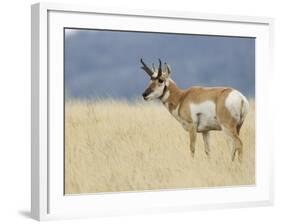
xmin=236 ymin=123 xmax=242 ymax=136
xmin=223 ymin=126 xmax=243 ymax=162
xmin=232 ymin=130 xmax=243 ymax=162
xmin=189 ymin=124 xmax=197 ymax=157
xmin=202 ymin=131 xmax=210 ymax=156
xmin=232 ymin=145 xmax=237 ymax=161
xmin=237 ymin=138 xmax=243 ymax=162
xmin=216 ymin=93 xmax=244 ymax=162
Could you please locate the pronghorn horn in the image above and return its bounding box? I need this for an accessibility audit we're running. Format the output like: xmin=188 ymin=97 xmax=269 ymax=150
xmin=140 ymin=58 xmax=154 ymax=77
xmin=157 ymin=59 xmax=162 ymax=78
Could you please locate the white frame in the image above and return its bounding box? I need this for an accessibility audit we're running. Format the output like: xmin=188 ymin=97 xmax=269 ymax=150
xmin=31 ymin=2 xmax=274 ymax=221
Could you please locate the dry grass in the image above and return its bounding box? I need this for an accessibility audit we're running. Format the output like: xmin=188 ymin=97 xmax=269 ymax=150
xmin=65 ymin=99 xmax=255 ymax=194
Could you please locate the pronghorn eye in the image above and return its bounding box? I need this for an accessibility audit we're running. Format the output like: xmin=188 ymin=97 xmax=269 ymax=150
xmin=158 ymin=79 xmax=164 ymax=84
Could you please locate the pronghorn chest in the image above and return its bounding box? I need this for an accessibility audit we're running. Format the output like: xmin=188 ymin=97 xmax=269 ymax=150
xmin=165 ymin=103 xmax=191 ymax=131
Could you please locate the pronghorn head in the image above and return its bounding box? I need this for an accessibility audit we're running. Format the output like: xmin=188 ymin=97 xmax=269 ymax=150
xmin=140 ymin=58 xmax=171 ymax=101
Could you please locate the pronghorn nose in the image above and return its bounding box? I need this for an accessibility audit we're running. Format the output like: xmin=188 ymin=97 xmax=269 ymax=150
xmin=142 ymin=92 xmax=148 ymax=98
xmin=142 ymin=88 xmax=151 ymax=99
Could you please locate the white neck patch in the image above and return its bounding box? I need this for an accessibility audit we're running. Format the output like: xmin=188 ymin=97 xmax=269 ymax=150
xmin=161 ymin=89 xmax=170 ymax=102
xmin=160 ymin=80 xmax=170 ymax=102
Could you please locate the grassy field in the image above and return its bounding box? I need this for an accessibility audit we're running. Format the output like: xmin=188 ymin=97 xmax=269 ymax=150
xmin=64 ymin=99 xmax=255 ymax=194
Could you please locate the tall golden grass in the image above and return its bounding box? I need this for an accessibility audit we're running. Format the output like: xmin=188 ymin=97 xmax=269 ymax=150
xmin=65 ymin=99 xmax=255 ymax=194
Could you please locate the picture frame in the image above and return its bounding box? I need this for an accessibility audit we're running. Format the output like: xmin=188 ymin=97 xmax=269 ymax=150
xmin=31 ymin=2 xmax=274 ymax=221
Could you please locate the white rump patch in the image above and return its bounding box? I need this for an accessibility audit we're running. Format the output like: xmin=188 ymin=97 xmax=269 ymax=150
xmin=225 ymin=90 xmax=249 ymax=123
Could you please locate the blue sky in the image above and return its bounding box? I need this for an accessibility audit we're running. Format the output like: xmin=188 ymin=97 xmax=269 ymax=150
xmin=64 ymin=29 xmax=255 ymax=100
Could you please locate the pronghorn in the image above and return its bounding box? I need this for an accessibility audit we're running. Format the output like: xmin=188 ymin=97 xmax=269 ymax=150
xmin=140 ymin=59 xmax=249 ymax=162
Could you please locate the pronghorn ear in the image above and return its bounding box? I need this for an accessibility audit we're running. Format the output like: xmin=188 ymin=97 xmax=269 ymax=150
xmin=166 ymin=63 xmax=171 ymax=75
xmin=162 ymin=63 xmax=171 ymax=79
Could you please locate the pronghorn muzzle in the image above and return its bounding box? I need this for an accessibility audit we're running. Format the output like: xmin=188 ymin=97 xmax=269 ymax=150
xmin=142 ymin=87 xmax=153 ymax=100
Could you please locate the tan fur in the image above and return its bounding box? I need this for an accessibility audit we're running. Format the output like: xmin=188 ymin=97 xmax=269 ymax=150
xmin=144 ymin=80 xmax=246 ymax=161
xmin=140 ymin=60 xmax=248 ymax=162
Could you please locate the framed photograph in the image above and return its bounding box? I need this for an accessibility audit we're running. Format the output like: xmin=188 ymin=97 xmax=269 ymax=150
xmin=31 ymin=2 xmax=274 ymax=221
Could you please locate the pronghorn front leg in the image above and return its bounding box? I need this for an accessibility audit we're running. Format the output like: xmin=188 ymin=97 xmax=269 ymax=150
xmin=202 ymin=131 xmax=210 ymax=156
xmin=189 ymin=124 xmax=197 ymax=157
